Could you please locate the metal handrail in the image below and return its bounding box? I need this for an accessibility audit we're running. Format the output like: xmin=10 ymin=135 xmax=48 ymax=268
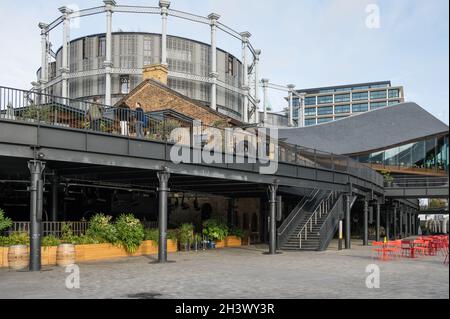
xmin=317 ymin=194 xmax=344 ymax=251
xmin=296 ymin=191 xmax=335 ymax=248
xmin=277 ymin=189 xmax=318 ymax=236
xmin=388 ymin=176 xmax=449 ymax=188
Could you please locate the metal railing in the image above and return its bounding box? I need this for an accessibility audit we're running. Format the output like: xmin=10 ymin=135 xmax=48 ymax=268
xmin=9 ymin=221 xmax=88 ymax=237
xmin=277 ymin=189 xmax=319 ymax=247
xmin=318 ymin=194 xmax=344 ymax=251
xmin=297 ymin=191 xmax=337 ymax=249
xmin=388 ymin=177 xmax=449 ymax=188
xmin=0 ymin=85 xmax=384 ymax=187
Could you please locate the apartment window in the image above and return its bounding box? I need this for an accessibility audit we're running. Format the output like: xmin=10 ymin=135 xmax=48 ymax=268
xmin=304 ymin=107 xmax=316 ymax=116
xmin=98 ymin=37 xmax=106 ymax=57
xmin=305 ymin=119 xmax=316 ymax=126
xmin=371 ymin=101 xmax=387 ymax=110
xmin=143 ymin=37 xmax=153 ymax=65
xmin=317 ymin=106 xmax=333 ymax=115
xmin=120 ymin=75 xmax=130 ymax=94
xmin=304 ymin=96 xmax=317 ymax=106
xmin=370 ymin=90 xmax=387 ymax=100
xmin=317 ymin=95 xmax=333 ymax=105
xmin=335 ymin=104 xmax=350 ymax=114
xmin=334 ymin=93 xmax=350 ymax=103
xmin=317 ymin=117 xmax=333 ymax=124
xmin=352 ymin=103 xmax=369 ymax=113
xmin=389 ymin=89 xmax=400 ymax=98
xmin=352 ymin=92 xmax=368 ymax=101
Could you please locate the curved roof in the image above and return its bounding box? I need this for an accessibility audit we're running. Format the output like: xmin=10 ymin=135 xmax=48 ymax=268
xmin=279 ymin=102 xmax=449 ymax=155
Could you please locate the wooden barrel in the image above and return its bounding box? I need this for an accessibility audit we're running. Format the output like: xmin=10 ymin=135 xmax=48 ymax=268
xmin=8 ymin=245 xmax=29 ymax=271
xmin=56 ymin=244 xmax=76 ymax=267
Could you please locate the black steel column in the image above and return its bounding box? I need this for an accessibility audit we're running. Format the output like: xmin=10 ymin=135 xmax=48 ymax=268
xmin=157 ymin=171 xmax=170 ymax=263
xmin=393 ymin=206 xmax=397 ymax=240
xmin=51 ymin=172 xmax=58 ymax=221
xmin=405 ymin=208 xmax=409 ymax=237
xmin=375 ymin=203 xmax=381 ymax=242
xmin=363 ymin=200 xmax=369 ymax=246
xmin=345 ymin=194 xmax=351 ymax=249
xmin=399 ymin=206 xmax=403 ymax=239
xmin=28 ymin=160 xmax=45 ymax=272
xmin=386 ymin=210 xmax=390 ymax=240
xmin=268 ymin=184 xmax=278 ymax=255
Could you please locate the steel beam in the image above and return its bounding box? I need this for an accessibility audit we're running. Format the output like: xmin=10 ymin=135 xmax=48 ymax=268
xmin=157 ymin=170 xmax=170 ymax=263
xmin=28 ymin=160 xmax=46 ymax=271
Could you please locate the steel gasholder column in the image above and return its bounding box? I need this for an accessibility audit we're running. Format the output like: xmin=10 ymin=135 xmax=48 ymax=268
xmin=208 ymin=13 xmax=220 ymax=111
xmin=240 ymin=31 xmax=251 ymax=123
xmin=268 ymin=184 xmax=278 ymax=255
xmin=59 ymin=6 xmax=71 ymax=100
xmin=261 ymin=78 xmax=269 ymax=124
xmin=254 ymin=49 xmax=261 ymax=124
xmin=363 ymin=200 xmax=369 ymax=246
xmin=28 ymin=160 xmax=46 ymax=272
xmin=104 ymin=0 xmax=115 ymax=106
xmin=159 ymin=1 xmax=170 ymax=66
xmin=345 ymin=194 xmax=351 ymax=249
xmin=157 ymin=171 xmax=170 ymax=263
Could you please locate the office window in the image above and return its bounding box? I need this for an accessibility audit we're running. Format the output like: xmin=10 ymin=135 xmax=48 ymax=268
xmin=305 ymin=119 xmax=316 ymax=126
xmin=370 ymin=90 xmax=387 ymax=100
xmin=352 ymin=86 xmax=369 ymax=91
xmin=304 ymin=107 xmax=316 ymax=116
xmin=389 ymin=89 xmax=400 ymax=98
xmin=335 ymin=104 xmax=350 ymax=114
xmin=370 ymin=101 xmax=387 ymax=110
xmin=334 ymin=93 xmax=350 ymax=103
xmin=293 ymin=98 xmax=300 ymax=107
xmin=317 ymin=117 xmax=333 ymax=124
xmin=352 ymin=103 xmax=369 ymax=113
xmin=317 ymin=106 xmax=333 ymax=115
xmin=388 ymin=100 xmax=400 ymax=106
xmin=305 ymin=96 xmax=317 ymax=106
xmin=317 ymin=95 xmax=333 ymax=105
xmin=352 ymin=92 xmax=368 ymax=101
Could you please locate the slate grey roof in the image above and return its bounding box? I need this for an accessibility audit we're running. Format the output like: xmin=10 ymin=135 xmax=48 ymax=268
xmin=279 ymin=102 xmax=449 ymax=155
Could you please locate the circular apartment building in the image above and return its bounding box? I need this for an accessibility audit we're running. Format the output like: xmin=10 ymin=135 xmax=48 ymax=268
xmin=36 ymin=1 xmax=261 ymax=122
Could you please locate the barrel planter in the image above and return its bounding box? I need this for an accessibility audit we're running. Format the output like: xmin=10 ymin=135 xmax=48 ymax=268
xmin=0 ymin=247 xmax=8 ymax=268
xmin=225 ymin=236 xmax=242 ymax=247
xmin=57 ymin=244 xmax=76 ymax=267
xmin=41 ymin=246 xmax=57 ymax=266
xmin=215 ymin=240 xmax=226 ymax=249
xmin=7 ymin=245 xmax=29 ymax=271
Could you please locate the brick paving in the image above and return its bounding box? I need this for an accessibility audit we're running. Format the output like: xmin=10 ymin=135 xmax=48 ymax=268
xmin=0 ymin=240 xmax=448 ymax=299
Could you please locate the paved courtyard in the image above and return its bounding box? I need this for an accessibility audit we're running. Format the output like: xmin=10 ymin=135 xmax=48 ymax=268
xmin=0 ymin=240 xmax=448 ymax=299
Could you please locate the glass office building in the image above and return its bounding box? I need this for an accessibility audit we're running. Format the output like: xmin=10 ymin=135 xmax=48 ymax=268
xmin=293 ymin=81 xmax=405 ymax=126
xmin=351 ymin=134 xmax=449 ymax=176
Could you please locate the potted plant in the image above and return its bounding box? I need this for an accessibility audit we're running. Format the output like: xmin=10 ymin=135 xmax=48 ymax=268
xmin=226 ymin=228 xmax=244 ymax=247
xmin=179 ymin=223 xmax=194 ymax=251
xmin=382 ymin=170 xmax=394 ymax=187
xmin=202 ymin=219 xmax=229 ymax=248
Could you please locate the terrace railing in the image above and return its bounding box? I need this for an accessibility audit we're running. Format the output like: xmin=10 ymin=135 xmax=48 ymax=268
xmin=9 ymin=221 xmax=88 ymax=237
xmin=0 ymin=85 xmax=384 ymax=187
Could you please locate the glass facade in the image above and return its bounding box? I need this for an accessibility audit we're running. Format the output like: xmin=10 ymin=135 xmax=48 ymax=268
xmin=370 ymin=101 xmax=387 ymax=110
xmin=352 ymin=135 xmax=449 ymax=174
xmin=317 ymin=106 xmax=333 ymax=115
xmin=318 ymin=95 xmax=333 ymax=105
xmin=317 ymin=117 xmax=333 ymax=124
xmin=305 ymin=97 xmax=317 ymax=106
xmin=334 ymin=93 xmax=350 ymax=103
xmin=304 ymin=107 xmax=316 ymax=116
xmin=305 ymin=119 xmax=317 ymax=126
xmin=352 ymin=92 xmax=368 ymax=101
xmin=352 ymin=103 xmax=369 ymax=113
xmin=335 ymin=104 xmax=350 ymax=114
xmin=370 ymin=90 xmax=387 ymax=100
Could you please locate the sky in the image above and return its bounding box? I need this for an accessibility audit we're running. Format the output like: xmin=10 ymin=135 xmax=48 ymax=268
xmin=0 ymin=0 xmax=448 ymax=124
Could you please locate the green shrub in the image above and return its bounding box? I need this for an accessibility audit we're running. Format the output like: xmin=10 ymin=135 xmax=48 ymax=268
xmin=71 ymin=235 xmax=103 ymax=245
xmin=145 ymin=228 xmax=178 ymax=246
xmin=42 ymin=235 xmax=61 ymax=247
xmin=1 ymin=232 xmax=29 ymax=246
xmin=86 ymin=213 xmax=118 ymax=244
xmin=202 ymin=219 xmax=229 ymax=241
xmin=229 ymin=227 xmax=244 ymax=239
xmin=0 ymin=208 xmax=13 ymax=233
xmin=179 ymin=223 xmax=194 ymax=246
xmin=115 ymin=214 xmax=145 ymax=253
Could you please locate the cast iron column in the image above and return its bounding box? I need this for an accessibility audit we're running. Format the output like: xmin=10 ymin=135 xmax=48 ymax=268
xmin=375 ymin=203 xmax=381 ymax=242
xmin=28 ymin=160 xmax=46 ymax=271
xmin=262 ymin=78 xmax=269 ymax=124
xmin=157 ymin=171 xmax=170 ymax=263
xmin=159 ymin=1 xmax=170 ymax=66
xmin=345 ymin=194 xmax=351 ymax=249
xmin=363 ymin=200 xmax=369 ymax=246
xmin=399 ymin=205 xmax=403 ymax=239
xmin=386 ymin=210 xmax=390 ymax=240
xmin=268 ymin=184 xmax=278 ymax=255
xmin=51 ymin=172 xmax=58 ymax=221
xmin=393 ymin=205 xmax=397 ymax=240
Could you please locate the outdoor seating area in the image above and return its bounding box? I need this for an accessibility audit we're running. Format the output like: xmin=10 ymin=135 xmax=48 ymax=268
xmin=372 ymin=235 xmax=449 ymax=264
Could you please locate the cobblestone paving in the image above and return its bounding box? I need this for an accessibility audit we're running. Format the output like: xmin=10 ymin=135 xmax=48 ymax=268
xmin=0 ymin=241 xmax=448 ymax=299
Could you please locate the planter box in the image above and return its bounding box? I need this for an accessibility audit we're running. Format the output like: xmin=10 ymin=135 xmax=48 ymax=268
xmin=0 ymin=246 xmax=57 ymax=268
xmin=225 ymin=236 xmax=242 ymax=247
xmin=0 ymin=240 xmax=178 ymax=267
xmin=215 ymin=240 xmax=226 ymax=249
